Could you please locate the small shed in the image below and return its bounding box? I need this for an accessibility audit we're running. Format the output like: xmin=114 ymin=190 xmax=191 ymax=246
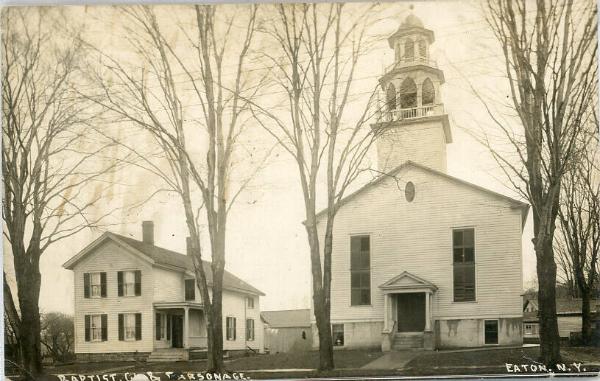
xmin=261 ymin=309 xmax=312 ymax=353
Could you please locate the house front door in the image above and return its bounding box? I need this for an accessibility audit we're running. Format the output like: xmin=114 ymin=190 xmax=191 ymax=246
xmin=172 ymin=315 xmax=184 ymax=348
xmin=396 ymin=293 xmax=426 ymax=332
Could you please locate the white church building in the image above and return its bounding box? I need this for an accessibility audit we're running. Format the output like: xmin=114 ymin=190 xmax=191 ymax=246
xmin=311 ymin=14 xmax=528 ymax=351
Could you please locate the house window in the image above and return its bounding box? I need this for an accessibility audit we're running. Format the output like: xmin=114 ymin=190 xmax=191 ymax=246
xmin=185 ymin=279 xmax=195 ymax=301
xmin=247 ymin=297 xmax=255 ymax=309
xmin=453 ymin=228 xmax=476 ymax=302
xmin=351 ymin=235 xmax=371 ymax=306
xmin=524 ymin=324 xmax=532 ymax=334
xmin=156 ymin=313 xmax=166 ymax=340
xmin=246 ymin=319 xmax=255 ymax=341
xmin=118 ymin=270 xmax=141 ymax=297
xmin=84 ymin=272 xmax=106 ymax=298
xmin=485 ymin=320 xmax=499 ymax=345
xmin=85 ymin=314 xmax=107 ymax=342
xmin=332 ymin=324 xmax=344 ymax=346
xmin=119 ymin=313 xmax=142 ymax=341
xmin=226 ymin=317 xmax=236 ymax=341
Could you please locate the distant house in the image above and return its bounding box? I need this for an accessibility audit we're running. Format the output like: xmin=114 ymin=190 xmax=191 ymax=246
xmin=261 ymin=309 xmax=312 ymax=353
xmin=522 ymin=298 xmax=600 ymax=343
xmin=63 ymin=221 xmax=265 ymax=362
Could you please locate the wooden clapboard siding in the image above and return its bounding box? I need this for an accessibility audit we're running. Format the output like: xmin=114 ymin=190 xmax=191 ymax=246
xmin=314 ymin=164 xmax=523 ymax=323
xmin=153 ymin=267 xmax=184 ymax=302
xmin=73 ymin=240 xmax=154 ymax=353
xmin=377 ymin=120 xmax=448 ymax=174
xmin=221 ymin=291 xmax=264 ymax=351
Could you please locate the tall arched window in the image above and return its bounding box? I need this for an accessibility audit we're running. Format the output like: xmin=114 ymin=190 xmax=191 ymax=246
xmin=422 ymin=78 xmax=435 ymax=105
xmin=418 ymin=40 xmax=427 ymax=59
xmin=400 ymin=78 xmax=417 ymax=108
xmin=404 ymin=39 xmax=414 ymax=61
xmin=386 ymin=84 xmax=397 ymax=111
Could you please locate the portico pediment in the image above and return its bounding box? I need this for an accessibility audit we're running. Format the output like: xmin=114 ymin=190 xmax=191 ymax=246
xmin=379 ymin=271 xmax=437 ymax=293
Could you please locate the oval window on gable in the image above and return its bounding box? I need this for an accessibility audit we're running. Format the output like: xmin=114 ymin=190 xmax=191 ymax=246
xmin=405 ymin=181 xmax=415 ymax=202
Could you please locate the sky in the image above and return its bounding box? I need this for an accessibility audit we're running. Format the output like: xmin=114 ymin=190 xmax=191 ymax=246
xmin=3 ymin=1 xmax=540 ymax=315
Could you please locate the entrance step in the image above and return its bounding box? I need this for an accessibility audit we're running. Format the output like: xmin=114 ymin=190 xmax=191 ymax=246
xmin=147 ymin=349 xmax=188 ymax=362
xmin=392 ymin=332 xmax=424 ymax=350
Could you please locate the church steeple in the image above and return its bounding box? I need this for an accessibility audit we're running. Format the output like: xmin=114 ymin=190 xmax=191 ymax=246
xmin=374 ymin=11 xmax=452 ymax=174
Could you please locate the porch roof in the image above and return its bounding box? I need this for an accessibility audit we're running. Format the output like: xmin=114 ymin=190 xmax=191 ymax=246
xmin=379 ymin=271 xmax=438 ymax=293
xmin=153 ymin=301 xmax=204 ymax=310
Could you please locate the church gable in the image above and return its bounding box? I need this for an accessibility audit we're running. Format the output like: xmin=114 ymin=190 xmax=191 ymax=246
xmin=379 ymin=271 xmax=437 ymax=292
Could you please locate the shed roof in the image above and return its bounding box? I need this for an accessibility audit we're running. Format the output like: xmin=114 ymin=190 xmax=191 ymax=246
xmin=261 ymin=309 xmax=311 ymax=328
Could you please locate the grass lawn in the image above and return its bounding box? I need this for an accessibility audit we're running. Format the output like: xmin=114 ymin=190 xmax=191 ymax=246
xmin=403 ymin=346 xmax=600 ymax=377
xmin=28 ymin=346 xmax=600 ymax=380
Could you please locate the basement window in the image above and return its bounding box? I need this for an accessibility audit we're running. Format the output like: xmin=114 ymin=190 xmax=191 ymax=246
xmin=484 ymin=320 xmax=498 ymax=345
xmin=332 ymin=324 xmax=344 ymax=346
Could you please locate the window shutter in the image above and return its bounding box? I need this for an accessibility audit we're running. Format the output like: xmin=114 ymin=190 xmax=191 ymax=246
xmin=101 ymin=314 xmax=108 ymax=341
xmin=100 ymin=272 xmax=107 ymax=297
xmin=117 ymin=271 xmax=124 ymax=297
xmin=84 ymin=315 xmax=91 ymax=342
xmin=233 ymin=318 xmax=237 ymax=340
xmin=135 ymin=313 xmax=142 ymax=340
xmin=167 ymin=315 xmax=171 ymax=340
xmin=83 ymin=273 xmax=90 ymax=298
xmin=118 ymin=314 xmax=124 ymax=341
xmin=135 ymin=270 xmax=142 ymax=296
xmin=156 ymin=313 xmax=161 ymax=340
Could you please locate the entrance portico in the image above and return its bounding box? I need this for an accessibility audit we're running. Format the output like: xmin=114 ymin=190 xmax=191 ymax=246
xmin=153 ymin=301 xmax=207 ymax=349
xmin=379 ymin=271 xmax=437 ymax=351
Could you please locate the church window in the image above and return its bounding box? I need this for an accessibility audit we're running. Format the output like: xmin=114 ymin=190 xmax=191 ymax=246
xmin=418 ymin=39 xmax=427 ymax=59
xmin=404 ymin=39 xmax=414 ymax=61
xmin=386 ymin=84 xmax=397 ymax=111
xmin=405 ymin=181 xmax=415 ymax=202
xmin=453 ymin=228 xmax=475 ymax=302
xmin=422 ymin=78 xmax=435 ymax=105
xmin=350 ymin=235 xmax=371 ymax=306
xmin=399 ymin=78 xmax=417 ymax=109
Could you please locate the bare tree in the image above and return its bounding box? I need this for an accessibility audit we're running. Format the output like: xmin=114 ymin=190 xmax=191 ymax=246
xmin=86 ymin=5 xmax=266 ymax=371
xmin=484 ymin=0 xmax=597 ymax=365
xmin=40 ymin=312 xmax=74 ymax=363
xmin=557 ymin=130 xmax=600 ymax=345
xmin=251 ymin=3 xmax=381 ymax=370
xmin=2 ymin=8 xmax=117 ymax=377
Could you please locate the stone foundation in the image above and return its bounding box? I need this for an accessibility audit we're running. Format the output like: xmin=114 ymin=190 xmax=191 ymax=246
xmin=76 ymin=352 xmax=150 ymax=363
xmin=435 ymin=317 xmax=522 ymax=349
xmin=311 ymin=321 xmax=384 ymax=350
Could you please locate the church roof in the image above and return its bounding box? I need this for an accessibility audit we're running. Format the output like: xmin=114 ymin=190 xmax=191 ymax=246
xmin=400 ymin=14 xmax=424 ymax=29
xmin=314 ymin=161 xmax=530 ymax=227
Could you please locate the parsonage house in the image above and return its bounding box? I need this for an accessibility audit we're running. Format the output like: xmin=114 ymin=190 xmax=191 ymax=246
xmin=310 ymin=14 xmax=529 ymax=351
xmin=63 ymin=222 xmax=265 ymax=362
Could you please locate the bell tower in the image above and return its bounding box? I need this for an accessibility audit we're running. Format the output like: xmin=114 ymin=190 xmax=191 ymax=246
xmin=374 ymin=12 xmax=452 ymax=173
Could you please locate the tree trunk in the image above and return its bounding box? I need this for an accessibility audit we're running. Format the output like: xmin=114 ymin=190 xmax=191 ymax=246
xmin=306 ymin=225 xmax=334 ymax=371
xmin=314 ymin=292 xmax=333 ymax=370
xmin=207 ymin=268 xmax=225 ymax=372
xmin=580 ymin=288 xmax=592 ymax=345
xmin=536 ymin=237 xmax=561 ymax=366
xmin=14 ymin=257 xmax=43 ymax=378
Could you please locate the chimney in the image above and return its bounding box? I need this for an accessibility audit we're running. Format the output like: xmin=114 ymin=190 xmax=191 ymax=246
xmin=186 ymin=237 xmax=192 ymax=256
xmin=142 ymin=221 xmax=154 ymax=245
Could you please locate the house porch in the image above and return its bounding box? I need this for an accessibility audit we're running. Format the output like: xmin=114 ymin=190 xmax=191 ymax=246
xmin=150 ymin=302 xmax=207 ymax=361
